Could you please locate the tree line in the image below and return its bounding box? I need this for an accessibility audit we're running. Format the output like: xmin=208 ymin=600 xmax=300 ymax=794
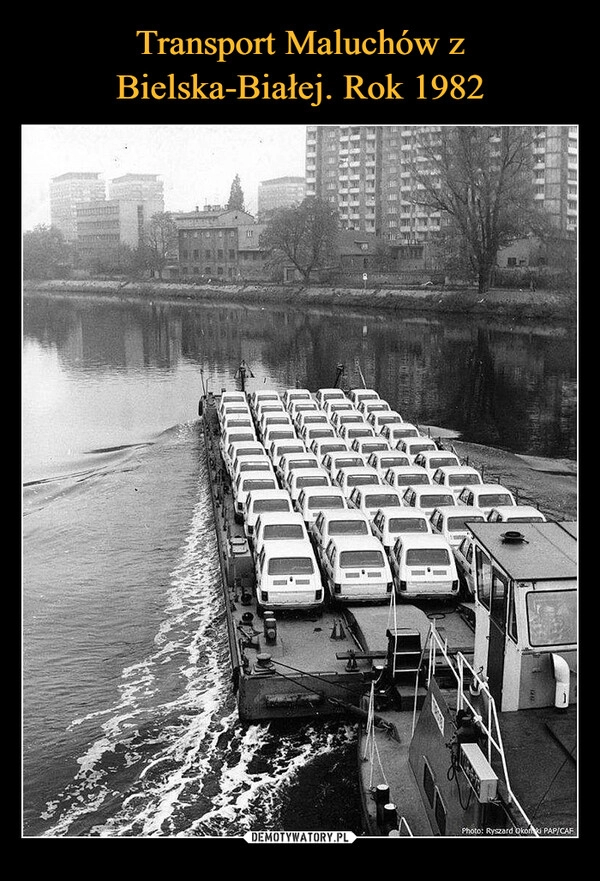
xmin=23 ymin=130 xmax=575 ymax=292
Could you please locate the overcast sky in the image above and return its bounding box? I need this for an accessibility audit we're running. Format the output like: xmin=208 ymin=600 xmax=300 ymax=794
xmin=21 ymin=124 xmax=308 ymax=231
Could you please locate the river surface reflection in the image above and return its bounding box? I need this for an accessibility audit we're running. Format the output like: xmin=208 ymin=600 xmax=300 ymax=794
xmin=23 ymin=294 xmax=576 ymax=482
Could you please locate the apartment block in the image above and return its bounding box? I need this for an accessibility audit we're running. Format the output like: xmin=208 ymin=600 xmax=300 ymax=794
xmin=306 ymin=125 xmax=577 ymax=265
xmin=50 ymin=172 xmax=106 ymax=242
xmin=257 ymin=176 xmax=306 ymax=222
xmin=76 ymin=199 xmax=143 ymax=262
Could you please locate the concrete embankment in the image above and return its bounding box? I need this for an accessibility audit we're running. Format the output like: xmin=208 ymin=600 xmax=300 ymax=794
xmin=23 ymin=279 xmax=577 ymax=321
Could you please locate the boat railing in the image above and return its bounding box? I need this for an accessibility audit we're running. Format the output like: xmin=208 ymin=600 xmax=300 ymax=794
xmin=414 ymin=622 xmax=539 ymax=837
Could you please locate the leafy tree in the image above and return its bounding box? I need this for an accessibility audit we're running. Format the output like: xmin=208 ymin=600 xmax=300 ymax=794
xmin=227 ymin=174 xmax=245 ymax=212
xmin=23 ymin=224 xmax=72 ymax=279
xmin=408 ymin=127 xmax=550 ymax=292
xmin=139 ymin=212 xmax=179 ymax=279
xmin=260 ymin=197 xmax=339 ymax=282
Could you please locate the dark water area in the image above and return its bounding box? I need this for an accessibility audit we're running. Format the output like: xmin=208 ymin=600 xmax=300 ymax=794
xmin=21 ymin=294 xmax=576 ymax=838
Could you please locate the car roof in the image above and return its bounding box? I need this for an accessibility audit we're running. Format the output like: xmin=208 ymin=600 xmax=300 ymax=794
xmin=338 ymin=465 xmax=379 ymax=475
xmin=490 ymin=505 xmax=544 ymax=516
xmin=261 ymin=540 xmax=315 ymax=558
xmin=376 ymin=505 xmax=429 ymax=518
xmin=318 ymin=508 xmax=370 ymax=522
xmin=410 ymin=486 xmax=456 ymax=496
xmin=431 ymin=505 xmax=487 ymax=519
xmin=327 ymin=534 xmax=385 ymax=548
xmin=247 ymin=489 xmax=292 ymax=501
xmin=256 ymin=511 xmax=306 ymax=526
xmin=434 ymin=465 xmax=480 ymax=474
xmin=464 ymin=484 xmax=513 ymax=493
xmin=395 ymin=533 xmax=452 ymax=548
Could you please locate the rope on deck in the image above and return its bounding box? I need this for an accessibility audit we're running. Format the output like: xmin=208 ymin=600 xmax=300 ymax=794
xmin=363 ymin=682 xmax=388 ymax=790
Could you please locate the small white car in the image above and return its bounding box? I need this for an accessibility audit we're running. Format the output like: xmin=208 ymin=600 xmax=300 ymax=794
xmin=457 ymin=484 xmax=517 ymax=516
xmin=350 ymin=437 xmax=392 ymax=458
xmin=321 ymin=534 xmax=393 ymax=604
xmin=254 ymin=540 xmax=324 ymax=614
xmin=412 ymin=450 xmax=462 ymax=477
xmin=381 ymin=423 xmax=422 ymax=445
xmin=348 ymin=485 xmax=404 ymax=519
xmin=429 ymin=505 xmax=487 ymax=548
xmin=233 ymin=472 xmax=279 ymax=520
xmin=322 ymin=452 xmax=366 ymax=481
xmin=366 ymin=450 xmax=411 ymax=476
xmin=431 ymin=465 xmax=483 ymax=496
xmin=244 ymin=489 xmax=294 ymax=540
xmin=389 ymin=533 xmax=459 ymax=600
xmin=338 ymin=422 xmax=376 ymax=444
xmin=285 ymin=467 xmax=333 ymax=505
xmin=315 ymin=388 xmax=348 ymax=408
xmin=487 ymin=505 xmax=547 ymax=523
xmin=277 ymin=451 xmax=320 ymax=485
xmin=309 ymin=438 xmax=350 ymax=464
xmin=253 ymin=511 xmax=310 ymax=556
xmin=295 ymin=485 xmax=348 ymax=524
xmin=348 ymin=388 xmax=380 ymax=407
xmin=309 ymin=509 xmax=372 ymax=561
xmin=370 ymin=506 xmax=433 ymax=554
xmin=384 ymin=465 xmax=431 ymax=492
xmin=402 ymin=485 xmax=457 ymax=511
xmin=396 ymin=437 xmax=439 ymax=462
xmin=335 ymin=465 xmax=382 ymax=496
xmin=282 ymin=388 xmax=313 ymax=409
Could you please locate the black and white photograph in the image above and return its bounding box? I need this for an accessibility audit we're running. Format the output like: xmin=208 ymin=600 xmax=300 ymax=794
xmin=22 ymin=18 xmax=579 ymax=843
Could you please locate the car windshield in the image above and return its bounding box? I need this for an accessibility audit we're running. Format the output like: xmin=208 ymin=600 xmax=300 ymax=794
xmin=526 ymin=590 xmax=577 ymax=647
xmin=308 ymin=429 xmax=336 ymax=438
xmin=320 ymin=444 xmax=346 ymax=454
xmin=421 ymin=494 xmax=454 ymax=507
xmin=348 ymin=475 xmax=380 ymax=486
xmin=427 ymin=458 xmax=458 ymax=469
xmin=449 ymin=473 xmax=481 ymax=485
xmin=396 ymin=473 xmax=430 ymax=485
xmin=289 ymin=460 xmax=317 ymax=469
xmin=380 ymin=458 xmax=408 ymax=469
xmin=263 ymin=525 xmax=305 ymax=540
xmin=239 ymin=463 xmax=272 ymax=472
xmin=365 ymin=494 xmax=400 ymax=508
xmin=409 ymin=443 xmax=437 ymax=453
xmin=228 ymin=433 xmax=255 ymax=443
xmin=392 ymin=428 xmax=419 ymax=438
xmin=447 ymin=515 xmax=485 ymax=530
xmin=303 ymin=415 xmax=328 ymax=424
xmin=389 ymin=518 xmax=428 ymax=533
xmin=406 ymin=548 xmax=451 ymax=566
xmin=268 ymin=557 xmax=315 ymax=575
xmin=479 ymin=494 xmax=513 ymax=507
xmin=268 ymin=431 xmax=296 ymax=440
xmin=254 ymin=500 xmax=291 ymax=513
xmin=308 ymin=495 xmax=345 ymax=509
xmin=347 ymin=429 xmax=372 ymax=438
xmin=361 ymin=443 xmax=388 ymax=452
xmin=335 ymin=458 xmax=363 ymax=469
xmin=297 ymin=476 xmax=329 ymax=487
xmin=340 ymin=550 xmax=385 ymax=568
xmin=506 ymin=515 xmax=544 ymax=522
xmin=329 ymin=521 xmax=370 ymax=535
xmin=340 ymin=415 xmax=364 ymax=424
xmin=242 ymin=479 xmax=277 ymax=491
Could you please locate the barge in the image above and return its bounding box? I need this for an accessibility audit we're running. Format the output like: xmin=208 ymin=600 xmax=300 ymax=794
xmin=198 ymin=364 xmax=577 ymax=837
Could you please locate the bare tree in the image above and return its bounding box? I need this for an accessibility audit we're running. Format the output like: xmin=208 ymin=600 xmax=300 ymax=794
xmin=408 ymin=127 xmax=548 ymax=292
xmin=140 ymin=212 xmax=179 ymax=280
xmin=260 ymin=197 xmax=339 ymax=282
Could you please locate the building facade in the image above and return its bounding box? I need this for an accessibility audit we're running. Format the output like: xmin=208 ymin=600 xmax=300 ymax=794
xmin=50 ymin=172 xmax=106 ymax=242
xmin=257 ymin=176 xmax=306 ymax=222
xmin=107 ymin=174 xmax=164 ymax=223
xmin=306 ymin=125 xmax=578 ymax=268
xmin=175 ymin=206 xmax=268 ymax=280
xmin=76 ymin=200 xmax=143 ymax=263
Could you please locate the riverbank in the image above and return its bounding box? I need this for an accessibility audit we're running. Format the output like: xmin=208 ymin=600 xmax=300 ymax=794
xmin=23 ymin=279 xmax=577 ymax=321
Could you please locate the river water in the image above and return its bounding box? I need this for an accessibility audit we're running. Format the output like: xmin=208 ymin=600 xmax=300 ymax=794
xmin=22 ymin=293 xmax=577 ymax=839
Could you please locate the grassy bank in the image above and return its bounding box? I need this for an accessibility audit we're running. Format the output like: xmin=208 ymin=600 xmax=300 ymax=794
xmin=23 ymin=278 xmax=577 ymax=321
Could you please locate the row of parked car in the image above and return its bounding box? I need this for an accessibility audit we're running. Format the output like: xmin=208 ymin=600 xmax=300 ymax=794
xmin=215 ymin=385 xmax=546 ymax=615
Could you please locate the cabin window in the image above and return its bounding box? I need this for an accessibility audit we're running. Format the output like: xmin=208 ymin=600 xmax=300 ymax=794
xmin=526 ymin=590 xmax=577 ymax=647
xmin=491 ymin=571 xmax=508 ymax=627
xmin=507 ymin=586 xmax=518 ymax=643
xmin=475 ymin=547 xmax=492 ymax=609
